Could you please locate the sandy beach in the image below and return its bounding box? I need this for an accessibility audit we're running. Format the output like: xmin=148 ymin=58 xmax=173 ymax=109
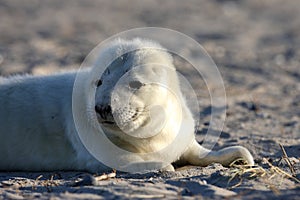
xmin=0 ymin=0 xmax=299 ymax=199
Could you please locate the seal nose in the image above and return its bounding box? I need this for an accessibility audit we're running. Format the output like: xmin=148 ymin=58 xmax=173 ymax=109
xmin=95 ymin=104 xmax=112 ymax=120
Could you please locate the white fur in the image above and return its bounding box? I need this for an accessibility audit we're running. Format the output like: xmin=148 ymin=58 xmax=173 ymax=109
xmin=0 ymin=38 xmax=254 ymax=172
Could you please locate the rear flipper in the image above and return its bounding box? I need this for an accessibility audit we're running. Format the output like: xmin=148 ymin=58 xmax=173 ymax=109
xmin=176 ymin=140 xmax=254 ymax=167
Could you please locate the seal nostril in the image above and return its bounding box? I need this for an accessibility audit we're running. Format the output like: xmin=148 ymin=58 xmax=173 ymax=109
xmin=95 ymin=105 xmax=112 ymax=119
xmin=107 ymin=105 xmax=112 ymax=113
xmin=95 ymin=105 xmax=104 ymax=119
xmin=95 ymin=105 xmax=101 ymax=113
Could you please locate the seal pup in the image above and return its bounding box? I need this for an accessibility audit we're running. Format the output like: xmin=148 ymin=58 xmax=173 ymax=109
xmin=0 ymin=38 xmax=254 ymax=172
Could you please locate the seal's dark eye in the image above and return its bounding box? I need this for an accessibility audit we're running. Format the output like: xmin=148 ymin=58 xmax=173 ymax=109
xmin=96 ymin=80 xmax=102 ymax=87
xmin=129 ymin=81 xmax=144 ymax=89
xmin=119 ymin=53 xmax=128 ymax=62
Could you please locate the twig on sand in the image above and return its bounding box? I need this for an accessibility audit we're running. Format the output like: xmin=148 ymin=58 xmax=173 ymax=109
xmin=263 ymin=158 xmax=300 ymax=184
xmin=278 ymin=143 xmax=296 ymax=176
xmin=32 ymin=175 xmax=43 ymax=190
xmin=227 ymin=157 xmax=300 ymax=191
xmin=94 ymin=171 xmax=116 ymax=181
xmin=32 ymin=174 xmax=60 ymax=192
xmin=227 ymin=163 xmax=266 ymax=189
xmin=71 ymin=170 xmax=117 ymax=187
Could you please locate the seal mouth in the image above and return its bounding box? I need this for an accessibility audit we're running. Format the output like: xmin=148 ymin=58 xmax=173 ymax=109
xmin=95 ymin=113 xmax=115 ymax=125
xmin=95 ymin=105 xmax=150 ymax=133
xmin=102 ymin=121 xmax=115 ymax=125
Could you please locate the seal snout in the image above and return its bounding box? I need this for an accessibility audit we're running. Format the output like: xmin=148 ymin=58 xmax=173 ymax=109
xmin=95 ymin=104 xmax=114 ymax=123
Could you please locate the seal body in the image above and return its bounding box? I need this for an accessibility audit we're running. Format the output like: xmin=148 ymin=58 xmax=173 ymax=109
xmin=0 ymin=72 xmax=107 ymax=171
xmin=0 ymin=38 xmax=254 ymax=172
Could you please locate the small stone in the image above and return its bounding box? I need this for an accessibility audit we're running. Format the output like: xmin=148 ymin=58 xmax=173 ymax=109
xmin=283 ymin=121 xmax=297 ymax=127
xmin=3 ymin=192 xmax=24 ymax=200
xmin=71 ymin=174 xmax=97 ymax=187
xmin=275 ymin=54 xmax=285 ymax=65
xmin=239 ymin=101 xmax=259 ymax=112
xmin=256 ymin=112 xmax=271 ymax=119
xmin=1 ymin=180 xmax=13 ymax=186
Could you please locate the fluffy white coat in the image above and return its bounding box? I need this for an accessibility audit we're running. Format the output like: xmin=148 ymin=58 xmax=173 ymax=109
xmin=0 ymin=38 xmax=254 ymax=172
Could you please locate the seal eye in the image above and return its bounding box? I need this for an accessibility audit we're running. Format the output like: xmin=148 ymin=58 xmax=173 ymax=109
xmin=96 ymin=80 xmax=102 ymax=87
xmin=129 ymin=81 xmax=144 ymax=89
xmin=119 ymin=53 xmax=128 ymax=62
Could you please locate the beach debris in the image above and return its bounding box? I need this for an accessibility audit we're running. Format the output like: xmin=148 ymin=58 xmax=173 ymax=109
xmin=71 ymin=171 xmax=116 ymax=187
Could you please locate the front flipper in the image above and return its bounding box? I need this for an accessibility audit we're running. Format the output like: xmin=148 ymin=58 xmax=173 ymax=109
xmin=177 ymin=140 xmax=254 ymax=167
xmin=159 ymin=164 xmax=175 ymax=172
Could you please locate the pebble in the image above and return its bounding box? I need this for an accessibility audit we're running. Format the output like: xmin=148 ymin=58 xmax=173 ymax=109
xmin=71 ymin=174 xmax=97 ymax=187
xmin=256 ymin=112 xmax=271 ymax=119
xmin=275 ymin=54 xmax=285 ymax=65
xmin=283 ymin=121 xmax=297 ymax=127
xmin=3 ymin=192 xmax=24 ymax=200
xmin=239 ymin=101 xmax=259 ymax=112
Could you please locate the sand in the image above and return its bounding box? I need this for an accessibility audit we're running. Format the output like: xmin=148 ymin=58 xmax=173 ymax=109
xmin=0 ymin=0 xmax=299 ymax=199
